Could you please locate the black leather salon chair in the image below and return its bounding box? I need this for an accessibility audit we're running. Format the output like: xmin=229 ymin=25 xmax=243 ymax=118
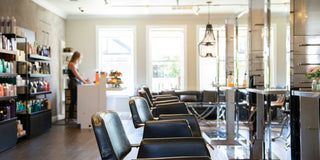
xmin=129 ymin=97 xmax=202 ymax=137
xmin=91 ymin=111 xmax=211 ymax=160
xmin=139 ymin=90 xmax=179 ymax=108
xmin=139 ymin=90 xmax=186 ymax=117
xmin=142 ymin=85 xmax=179 ymax=101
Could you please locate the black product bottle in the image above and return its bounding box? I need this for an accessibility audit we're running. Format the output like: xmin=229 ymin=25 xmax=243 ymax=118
xmin=48 ymin=63 xmax=50 ymax=74
xmin=0 ymin=110 xmax=3 ymax=121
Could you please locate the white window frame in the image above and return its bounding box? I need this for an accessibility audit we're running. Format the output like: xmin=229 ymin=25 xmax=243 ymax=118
xmin=96 ymin=25 xmax=137 ymax=95
xmin=146 ymin=25 xmax=187 ymax=91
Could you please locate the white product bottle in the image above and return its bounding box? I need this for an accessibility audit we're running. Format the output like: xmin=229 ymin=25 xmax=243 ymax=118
xmin=16 ymin=75 xmax=21 ymax=86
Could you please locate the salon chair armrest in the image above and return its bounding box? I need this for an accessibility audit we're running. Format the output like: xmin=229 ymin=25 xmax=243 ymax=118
xmin=143 ymin=120 xmax=192 ymax=138
xmin=153 ymin=96 xmax=179 ymax=101
xmin=153 ymin=99 xmax=180 ymax=106
xmin=153 ymin=94 xmax=175 ymax=97
xmin=137 ymin=137 xmax=210 ymax=158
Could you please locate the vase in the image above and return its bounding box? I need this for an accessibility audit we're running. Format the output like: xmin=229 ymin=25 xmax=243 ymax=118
xmin=317 ymin=79 xmax=320 ymax=91
xmin=312 ymin=79 xmax=317 ymax=91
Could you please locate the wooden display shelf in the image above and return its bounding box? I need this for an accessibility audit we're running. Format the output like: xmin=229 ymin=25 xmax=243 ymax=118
xmin=0 ymin=117 xmax=17 ymax=152
xmin=0 ymin=73 xmax=18 ymax=77
xmin=28 ymin=54 xmax=51 ymax=61
xmin=0 ymin=49 xmax=17 ymax=55
xmin=16 ymin=109 xmax=27 ymax=114
xmin=17 ymin=109 xmax=52 ymax=138
xmin=16 ymin=85 xmax=27 ymax=87
xmin=0 ymin=95 xmax=17 ymax=101
xmin=29 ymin=74 xmax=51 ymax=78
xmin=17 ymin=134 xmax=27 ymax=139
xmin=16 ymin=60 xmax=27 ymax=63
xmin=21 ymin=74 xmax=51 ymax=78
xmin=2 ymin=33 xmax=25 ymax=39
xmin=30 ymin=91 xmax=52 ymax=96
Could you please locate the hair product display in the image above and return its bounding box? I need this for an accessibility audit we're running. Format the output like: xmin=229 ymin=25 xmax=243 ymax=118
xmin=0 ymin=102 xmax=15 ymax=121
xmin=27 ymin=62 xmax=50 ymax=74
xmin=28 ymin=80 xmax=50 ymax=94
xmin=0 ymin=83 xmax=16 ymax=97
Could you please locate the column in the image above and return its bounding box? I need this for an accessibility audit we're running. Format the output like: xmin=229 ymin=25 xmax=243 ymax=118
xmin=225 ymin=19 xmax=235 ymax=85
xmin=248 ymin=0 xmax=265 ymax=87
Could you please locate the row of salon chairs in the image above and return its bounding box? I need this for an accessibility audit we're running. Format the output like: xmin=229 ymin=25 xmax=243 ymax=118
xmin=91 ymin=86 xmax=213 ymax=159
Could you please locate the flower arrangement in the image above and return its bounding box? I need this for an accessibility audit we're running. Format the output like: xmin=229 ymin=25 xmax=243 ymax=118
xmin=306 ymin=66 xmax=320 ymax=80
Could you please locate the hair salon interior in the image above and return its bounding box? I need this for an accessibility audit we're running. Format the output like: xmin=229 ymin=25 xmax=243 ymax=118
xmin=0 ymin=0 xmax=319 ymax=159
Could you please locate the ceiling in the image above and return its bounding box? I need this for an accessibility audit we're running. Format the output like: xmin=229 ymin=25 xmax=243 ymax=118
xmin=32 ymin=0 xmax=290 ymax=19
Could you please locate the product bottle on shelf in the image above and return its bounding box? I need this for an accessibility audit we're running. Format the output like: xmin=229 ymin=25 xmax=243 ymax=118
xmin=47 ymin=81 xmax=50 ymax=91
xmin=227 ymin=71 xmax=234 ymax=87
xmin=243 ymin=72 xmax=247 ymax=87
xmin=5 ymin=106 xmax=10 ymax=119
xmin=0 ymin=110 xmax=3 ymax=121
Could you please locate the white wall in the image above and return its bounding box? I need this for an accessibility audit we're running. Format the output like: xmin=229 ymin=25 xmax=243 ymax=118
xmin=66 ymin=13 xmax=288 ymax=91
xmin=65 ymin=14 xmax=234 ymax=91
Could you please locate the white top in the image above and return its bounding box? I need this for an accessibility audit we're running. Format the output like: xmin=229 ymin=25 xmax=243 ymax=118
xmin=246 ymin=88 xmax=287 ymax=95
xmin=292 ymin=90 xmax=320 ymax=98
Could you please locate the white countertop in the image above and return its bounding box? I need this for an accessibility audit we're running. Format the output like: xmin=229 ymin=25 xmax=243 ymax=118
xmin=246 ymin=88 xmax=287 ymax=95
xmin=212 ymin=85 xmax=246 ymax=90
xmin=292 ymin=90 xmax=320 ymax=98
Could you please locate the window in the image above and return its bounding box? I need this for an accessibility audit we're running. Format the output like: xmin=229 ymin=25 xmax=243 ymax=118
xmin=97 ymin=27 xmax=135 ymax=95
xmin=236 ymin=26 xmax=248 ymax=86
xmin=147 ymin=26 xmax=186 ymax=92
xmin=198 ymin=26 xmax=226 ymax=90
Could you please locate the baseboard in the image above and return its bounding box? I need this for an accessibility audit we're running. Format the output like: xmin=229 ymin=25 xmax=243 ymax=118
xmin=57 ymin=114 xmax=65 ymax=120
xmin=51 ymin=115 xmax=58 ymax=123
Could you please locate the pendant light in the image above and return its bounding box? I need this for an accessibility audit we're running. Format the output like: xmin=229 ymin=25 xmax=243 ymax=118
xmin=198 ymin=1 xmax=216 ymax=58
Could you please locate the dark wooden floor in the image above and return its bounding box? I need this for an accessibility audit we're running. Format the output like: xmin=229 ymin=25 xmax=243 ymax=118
xmin=0 ymin=125 xmax=100 ymax=160
xmin=0 ymin=117 xmax=289 ymax=160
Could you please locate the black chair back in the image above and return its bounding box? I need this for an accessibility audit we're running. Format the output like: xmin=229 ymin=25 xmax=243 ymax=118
xmin=92 ymin=111 xmax=131 ymax=160
xmin=129 ymin=97 xmax=154 ymax=128
xmin=139 ymin=90 xmax=153 ymax=107
xmin=137 ymin=137 xmax=210 ymax=158
xmin=142 ymin=86 xmax=153 ymax=101
xmin=202 ymin=90 xmax=217 ymax=102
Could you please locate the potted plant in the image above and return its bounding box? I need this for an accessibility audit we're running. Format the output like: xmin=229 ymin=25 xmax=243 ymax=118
xmin=306 ymin=66 xmax=320 ymax=91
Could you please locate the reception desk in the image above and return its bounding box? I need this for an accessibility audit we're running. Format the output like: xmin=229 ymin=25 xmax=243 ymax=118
xmin=77 ymin=78 xmax=107 ymax=129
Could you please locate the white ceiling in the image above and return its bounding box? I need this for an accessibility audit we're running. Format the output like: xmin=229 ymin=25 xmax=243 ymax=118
xmin=32 ymin=0 xmax=290 ymax=19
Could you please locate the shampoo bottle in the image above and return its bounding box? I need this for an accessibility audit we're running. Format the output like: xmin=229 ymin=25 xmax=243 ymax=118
xmin=95 ymin=71 xmax=100 ymax=85
xmin=243 ymin=72 xmax=247 ymax=87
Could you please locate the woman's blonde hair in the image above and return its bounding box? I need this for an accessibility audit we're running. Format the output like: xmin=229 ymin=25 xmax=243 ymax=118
xmin=70 ymin=51 xmax=81 ymax=63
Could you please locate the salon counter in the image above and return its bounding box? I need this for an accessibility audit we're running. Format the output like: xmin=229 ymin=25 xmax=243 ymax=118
xmin=77 ymin=79 xmax=107 ymax=129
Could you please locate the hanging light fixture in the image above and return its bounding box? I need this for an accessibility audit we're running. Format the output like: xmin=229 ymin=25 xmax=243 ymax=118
xmin=198 ymin=1 xmax=216 ymax=58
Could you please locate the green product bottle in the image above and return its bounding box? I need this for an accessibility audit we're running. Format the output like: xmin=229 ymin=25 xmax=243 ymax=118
xmin=1 ymin=59 xmax=5 ymax=73
xmin=0 ymin=59 xmax=3 ymax=73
